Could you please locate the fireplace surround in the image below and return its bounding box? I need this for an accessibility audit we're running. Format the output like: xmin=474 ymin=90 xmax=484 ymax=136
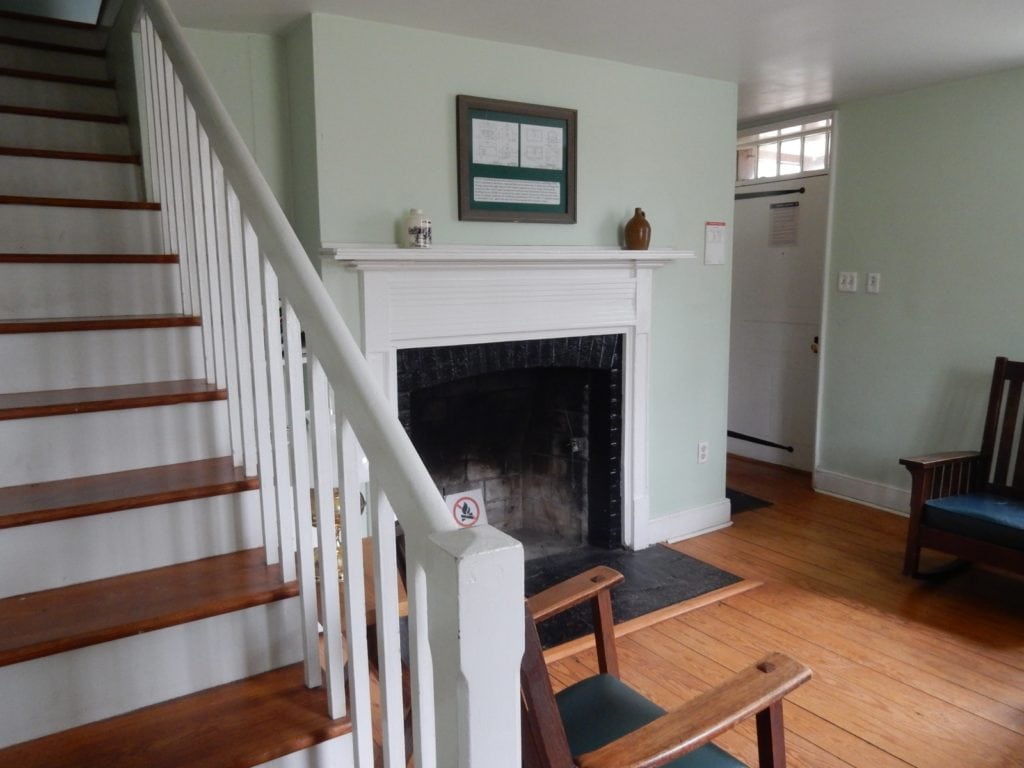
xmin=322 ymin=244 xmax=690 ymax=550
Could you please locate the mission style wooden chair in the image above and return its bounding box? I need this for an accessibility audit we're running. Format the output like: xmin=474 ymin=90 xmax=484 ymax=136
xmin=521 ymin=566 xmax=811 ymax=768
xmin=900 ymin=357 xmax=1024 ymax=578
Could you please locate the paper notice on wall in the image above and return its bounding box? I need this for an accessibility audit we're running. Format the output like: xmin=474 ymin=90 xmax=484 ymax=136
xmin=769 ymin=201 xmax=799 ymax=247
xmin=472 ymin=118 xmax=519 ymax=166
xmin=473 ymin=177 xmax=561 ymax=205
xmin=705 ymin=221 xmax=727 ymax=265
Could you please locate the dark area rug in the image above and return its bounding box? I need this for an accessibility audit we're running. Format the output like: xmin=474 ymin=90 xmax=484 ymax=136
xmin=726 ymin=487 xmax=773 ymax=514
xmin=525 ymin=545 xmax=742 ymax=648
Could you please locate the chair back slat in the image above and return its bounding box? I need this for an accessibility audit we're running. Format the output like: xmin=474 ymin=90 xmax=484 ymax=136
xmin=980 ymin=358 xmax=1024 ymax=496
xmin=520 ymin=605 xmax=574 ymax=768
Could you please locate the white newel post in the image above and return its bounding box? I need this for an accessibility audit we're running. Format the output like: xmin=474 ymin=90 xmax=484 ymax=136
xmin=423 ymin=525 xmax=525 ymax=768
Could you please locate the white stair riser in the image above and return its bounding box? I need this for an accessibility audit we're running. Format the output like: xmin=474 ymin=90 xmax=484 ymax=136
xmin=0 ymin=112 xmax=130 ymax=154
xmin=0 ymin=205 xmax=161 ymax=252
xmin=0 ymin=19 xmax=107 ymax=51
xmin=0 ymin=263 xmax=181 ymax=318
xmin=0 ymin=491 xmax=263 ymax=598
xmin=0 ymin=154 xmax=142 ymax=200
xmin=0 ymin=42 xmax=108 ymax=79
xmin=0 ymin=401 xmax=230 ymax=485
xmin=0 ymin=598 xmax=303 ymax=749
xmin=0 ymin=74 xmax=118 ymax=115
xmin=0 ymin=327 xmax=204 ymax=393
xmin=255 ymin=735 xmax=354 ymax=768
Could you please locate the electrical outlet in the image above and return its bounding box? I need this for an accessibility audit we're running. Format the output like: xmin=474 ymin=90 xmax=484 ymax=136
xmin=866 ymin=272 xmax=881 ymax=294
xmin=697 ymin=441 xmax=709 ymax=464
xmin=838 ymin=271 xmax=859 ymax=292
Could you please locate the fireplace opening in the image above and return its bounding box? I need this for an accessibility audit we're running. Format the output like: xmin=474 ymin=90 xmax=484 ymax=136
xmin=398 ymin=335 xmax=623 ymax=559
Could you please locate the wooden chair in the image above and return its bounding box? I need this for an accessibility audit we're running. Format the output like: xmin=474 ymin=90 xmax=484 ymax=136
xmin=900 ymin=356 xmax=1024 ymax=578
xmin=521 ymin=566 xmax=811 ymax=768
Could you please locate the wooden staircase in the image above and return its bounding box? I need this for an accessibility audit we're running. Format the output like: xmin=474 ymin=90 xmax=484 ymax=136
xmin=0 ymin=13 xmax=349 ymax=766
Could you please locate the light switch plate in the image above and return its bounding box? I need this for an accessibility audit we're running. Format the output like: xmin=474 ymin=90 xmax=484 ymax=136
xmin=838 ymin=271 xmax=859 ymax=292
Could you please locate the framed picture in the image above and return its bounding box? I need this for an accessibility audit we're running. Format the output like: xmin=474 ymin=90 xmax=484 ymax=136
xmin=456 ymin=95 xmax=577 ymax=224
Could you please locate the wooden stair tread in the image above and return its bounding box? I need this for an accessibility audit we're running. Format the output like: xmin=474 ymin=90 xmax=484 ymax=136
xmin=0 ymin=315 xmax=200 ymax=333
xmin=0 ymin=549 xmax=298 ymax=667
xmin=0 ymin=9 xmax=100 ymax=30
xmin=0 ymin=146 xmax=139 ymax=163
xmin=0 ymin=379 xmax=226 ymax=420
xmin=0 ymin=34 xmax=106 ymax=57
xmin=0 ymin=663 xmax=351 ymax=768
xmin=0 ymin=457 xmax=257 ymax=528
xmin=0 ymin=65 xmax=113 ymax=88
xmin=0 ymin=194 xmax=158 ymax=210
xmin=0 ymin=252 xmax=177 ymax=263
xmin=0 ymin=457 xmax=256 ymax=528
xmin=0 ymin=104 xmax=124 ymax=123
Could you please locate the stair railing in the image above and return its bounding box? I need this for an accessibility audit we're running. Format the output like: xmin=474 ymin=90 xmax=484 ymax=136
xmin=112 ymin=1 xmax=524 ymax=766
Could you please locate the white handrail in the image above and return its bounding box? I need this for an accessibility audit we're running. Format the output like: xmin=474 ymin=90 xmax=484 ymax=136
xmin=141 ymin=0 xmax=454 ymax=543
xmin=120 ymin=2 xmax=526 ymax=764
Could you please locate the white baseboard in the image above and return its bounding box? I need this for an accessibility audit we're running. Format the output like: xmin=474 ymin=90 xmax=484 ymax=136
xmin=813 ymin=468 xmax=910 ymax=516
xmin=646 ymin=498 xmax=732 ymax=546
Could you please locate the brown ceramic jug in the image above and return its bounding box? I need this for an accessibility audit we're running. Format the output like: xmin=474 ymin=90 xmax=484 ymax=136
xmin=624 ymin=208 xmax=651 ymax=250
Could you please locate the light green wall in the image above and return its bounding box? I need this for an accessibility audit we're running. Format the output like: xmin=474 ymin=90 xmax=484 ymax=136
xmin=310 ymin=15 xmax=737 ymax=519
xmin=183 ymin=28 xmax=293 ymax=216
xmin=821 ymin=66 xmax=1024 ymax=491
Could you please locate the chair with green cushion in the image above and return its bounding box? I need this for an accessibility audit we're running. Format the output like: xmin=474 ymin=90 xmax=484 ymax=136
xmin=521 ymin=566 xmax=811 ymax=768
xmin=901 ymin=356 xmax=1024 ymax=578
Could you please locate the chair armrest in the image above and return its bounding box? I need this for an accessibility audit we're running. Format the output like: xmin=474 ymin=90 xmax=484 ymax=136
xmin=527 ymin=566 xmax=624 ymax=623
xmin=575 ymin=652 xmax=811 ymax=768
xmin=899 ymin=451 xmax=979 ymax=471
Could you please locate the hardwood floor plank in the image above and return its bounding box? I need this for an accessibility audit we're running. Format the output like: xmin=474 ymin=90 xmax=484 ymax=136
xmin=547 ymin=457 xmax=1024 ymax=768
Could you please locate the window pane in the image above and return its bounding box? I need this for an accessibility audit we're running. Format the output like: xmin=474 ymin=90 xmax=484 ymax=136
xmin=737 ymin=146 xmax=757 ymax=180
xmin=757 ymin=142 xmax=778 ymax=178
xmin=779 ymin=125 xmax=801 ymax=135
xmin=802 ymin=119 xmax=829 ymax=131
xmin=803 ymin=132 xmax=828 ymax=171
xmin=779 ymin=137 xmax=802 ymax=175
xmin=758 ymin=129 xmax=779 ymax=140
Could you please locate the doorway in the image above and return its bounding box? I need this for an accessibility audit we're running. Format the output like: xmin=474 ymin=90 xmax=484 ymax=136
xmin=728 ymin=173 xmax=829 ymax=471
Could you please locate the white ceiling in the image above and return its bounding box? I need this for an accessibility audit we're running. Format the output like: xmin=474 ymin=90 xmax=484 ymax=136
xmin=169 ymin=0 xmax=1024 ymax=125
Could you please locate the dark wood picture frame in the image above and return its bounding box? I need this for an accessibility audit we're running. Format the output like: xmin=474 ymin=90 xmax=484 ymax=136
xmin=457 ymin=95 xmax=577 ymax=224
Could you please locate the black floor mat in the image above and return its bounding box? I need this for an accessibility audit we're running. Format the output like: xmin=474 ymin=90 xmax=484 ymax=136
xmin=525 ymin=545 xmax=742 ymax=648
xmin=726 ymin=487 xmax=773 ymax=514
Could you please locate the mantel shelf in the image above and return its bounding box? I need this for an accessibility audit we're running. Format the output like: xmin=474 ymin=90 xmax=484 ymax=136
xmin=320 ymin=243 xmax=693 ymax=269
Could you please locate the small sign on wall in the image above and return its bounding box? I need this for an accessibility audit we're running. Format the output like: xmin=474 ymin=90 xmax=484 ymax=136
xmin=445 ymin=489 xmax=488 ymax=528
xmin=705 ymin=221 xmax=727 ymax=265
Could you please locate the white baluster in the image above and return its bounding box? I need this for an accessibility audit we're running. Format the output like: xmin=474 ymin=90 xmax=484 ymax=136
xmin=308 ymin=358 xmax=346 ymax=716
xmin=264 ymin=264 xmax=296 ymax=580
xmin=242 ymin=218 xmax=279 ymax=564
xmin=161 ymin=54 xmax=193 ymax=316
xmin=369 ymin=480 xmax=408 ymax=768
xmin=197 ymin=129 xmax=227 ymax=388
xmin=225 ymin=187 xmax=258 ymax=476
xmin=138 ymin=16 xmax=161 ymax=209
xmin=210 ymin=155 xmax=243 ymax=464
xmin=184 ymin=101 xmax=215 ymax=382
xmin=337 ymin=414 xmax=373 ymax=766
xmin=283 ymin=301 xmax=321 ymax=687
xmin=145 ymin=23 xmax=175 ymax=292
xmin=173 ymin=75 xmax=200 ymax=315
xmin=404 ymin=547 xmax=436 ymax=768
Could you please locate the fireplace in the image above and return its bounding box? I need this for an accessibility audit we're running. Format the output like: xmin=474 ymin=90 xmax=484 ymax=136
xmin=398 ymin=335 xmax=623 ymax=556
xmin=322 ymin=244 xmax=690 ymax=550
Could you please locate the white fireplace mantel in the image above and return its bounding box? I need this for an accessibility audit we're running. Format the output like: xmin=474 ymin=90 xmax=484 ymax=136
xmin=321 ymin=243 xmax=692 ymax=549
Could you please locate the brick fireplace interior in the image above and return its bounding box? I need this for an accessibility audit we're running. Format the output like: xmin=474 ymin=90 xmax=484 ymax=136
xmin=398 ymin=335 xmax=624 ymax=559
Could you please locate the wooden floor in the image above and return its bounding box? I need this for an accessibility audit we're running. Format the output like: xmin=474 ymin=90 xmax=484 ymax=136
xmin=547 ymin=456 xmax=1024 ymax=767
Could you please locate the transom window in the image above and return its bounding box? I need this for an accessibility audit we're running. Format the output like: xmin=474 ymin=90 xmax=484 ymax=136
xmin=736 ymin=114 xmax=832 ymax=183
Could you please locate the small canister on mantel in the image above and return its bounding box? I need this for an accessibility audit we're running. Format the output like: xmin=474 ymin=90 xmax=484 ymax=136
xmin=402 ymin=208 xmax=432 ymax=248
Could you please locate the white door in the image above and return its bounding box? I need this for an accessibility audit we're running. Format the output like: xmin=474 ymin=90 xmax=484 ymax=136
xmin=728 ymin=173 xmax=829 ymax=471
